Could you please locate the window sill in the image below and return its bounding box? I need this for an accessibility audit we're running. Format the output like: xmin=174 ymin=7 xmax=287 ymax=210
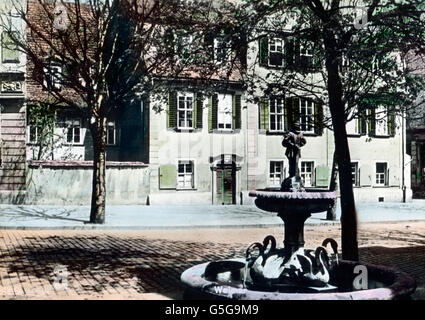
xmin=370 ymin=134 xmax=394 ymax=139
xmin=169 ymin=128 xmax=201 ymax=133
xmin=176 ymin=188 xmax=197 ymax=191
xmin=266 ymin=130 xmax=285 ymax=136
xmin=210 ymin=129 xmax=241 ymax=134
xmin=373 ymin=185 xmax=390 ymax=188
xmin=2 ymin=60 xmax=20 ymax=64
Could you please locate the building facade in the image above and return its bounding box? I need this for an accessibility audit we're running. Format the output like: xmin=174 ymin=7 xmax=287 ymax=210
xmin=0 ymin=0 xmax=413 ymax=205
xmin=0 ymin=2 xmax=27 ymax=202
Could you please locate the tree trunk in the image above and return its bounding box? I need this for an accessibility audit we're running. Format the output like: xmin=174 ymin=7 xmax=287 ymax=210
xmin=327 ymin=151 xmax=338 ymax=221
xmin=323 ymin=32 xmax=359 ymax=261
xmin=89 ymin=116 xmax=107 ymax=224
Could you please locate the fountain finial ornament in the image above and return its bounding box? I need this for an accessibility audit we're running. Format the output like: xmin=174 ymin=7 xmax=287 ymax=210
xmin=281 ymin=121 xmax=306 ymax=191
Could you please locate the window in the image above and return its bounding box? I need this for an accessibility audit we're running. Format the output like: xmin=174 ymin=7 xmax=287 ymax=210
xmin=268 ymin=37 xmax=284 ymax=67
xmin=177 ymin=160 xmax=194 ymax=189
xmin=217 ymin=94 xmax=233 ymax=130
xmin=346 ymin=106 xmax=360 ymax=135
xmin=58 ymin=118 xmax=81 ymax=144
xmin=214 ymin=37 xmax=229 ymax=64
xmin=351 ymin=162 xmax=359 ymax=186
xmin=44 ymin=64 xmax=63 ymax=90
xmin=269 ymin=98 xmax=285 ymax=132
xmin=375 ymin=106 xmax=388 ymax=136
xmin=300 ymin=161 xmax=314 ymax=187
xmin=106 ymin=121 xmax=116 ymax=145
xmin=176 ymin=33 xmax=193 ymax=60
xmin=177 ymin=92 xmax=194 ymax=129
xmin=376 ymin=162 xmax=388 ymax=186
xmin=29 ymin=125 xmax=40 ymax=143
xmin=1 ymin=31 xmax=19 ymax=63
xmin=299 ymin=42 xmax=313 ymax=68
xmin=270 ymin=161 xmax=284 ymax=187
xmin=299 ymin=98 xmax=314 ymax=133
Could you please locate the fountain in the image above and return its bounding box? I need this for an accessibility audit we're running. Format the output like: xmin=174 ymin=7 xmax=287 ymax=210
xmin=181 ymin=123 xmax=416 ymax=300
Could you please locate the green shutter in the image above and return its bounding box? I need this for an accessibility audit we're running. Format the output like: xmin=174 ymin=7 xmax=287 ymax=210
xmin=312 ymin=44 xmax=322 ymax=70
xmin=284 ymin=96 xmax=292 ymax=131
xmin=168 ymin=92 xmax=177 ymax=129
xmin=315 ymin=165 xmax=329 ymax=187
xmin=233 ymin=94 xmax=241 ymax=129
xmin=209 ymin=94 xmax=218 ymax=131
xmin=293 ymin=39 xmax=301 ymax=67
xmin=159 ymin=164 xmax=177 ymax=189
xmin=2 ymin=32 xmax=19 ymax=63
xmin=259 ymin=36 xmax=268 ymax=66
xmin=388 ymin=108 xmax=395 ymax=137
xmin=204 ymin=32 xmax=214 ymax=61
xmin=314 ymin=102 xmax=324 ymax=135
xmin=359 ymin=109 xmax=367 ymax=135
xmin=259 ymin=98 xmax=269 ymax=130
xmin=195 ymin=93 xmax=203 ymax=129
xmin=368 ymin=108 xmax=376 ymax=137
xmin=192 ymin=95 xmax=197 ymax=129
xmin=285 ymin=38 xmax=294 ymax=68
xmin=290 ymin=97 xmax=300 ymax=128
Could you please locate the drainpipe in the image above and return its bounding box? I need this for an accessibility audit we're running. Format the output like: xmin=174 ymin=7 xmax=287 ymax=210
xmin=402 ymin=111 xmax=406 ymax=203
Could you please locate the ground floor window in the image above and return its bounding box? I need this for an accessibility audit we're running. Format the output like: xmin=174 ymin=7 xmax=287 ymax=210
xmin=28 ymin=125 xmax=40 ymax=143
xmin=270 ymin=161 xmax=284 ymax=186
xmin=376 ymin=162 xmax=388 ymax=186
xmin=177 ymin=160 xmax=194 ymax=189
xmin=106 ymin=121 xmax=116 ymax=145
xmin=351 ymin=162 xmax=359 ymax=186
xmin=300 ymin=161 xmax=314 ymax=187
xmin=65 ymin=119 xmax=81 ymax=144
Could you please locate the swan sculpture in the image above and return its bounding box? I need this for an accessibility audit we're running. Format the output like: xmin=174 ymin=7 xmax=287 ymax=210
xmin=245 ymin=236 xmax=341 ymax=288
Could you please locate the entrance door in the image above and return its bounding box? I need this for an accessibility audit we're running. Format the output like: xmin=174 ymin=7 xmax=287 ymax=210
xmin=216 ymin=167 xmax=235 ymax=205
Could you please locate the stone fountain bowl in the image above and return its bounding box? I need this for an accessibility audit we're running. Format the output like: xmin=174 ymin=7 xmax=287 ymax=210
xmin=181 ymin=259 xmax=416 ymax=300
xmin=249 ymin=189 xmax=337 ymax=214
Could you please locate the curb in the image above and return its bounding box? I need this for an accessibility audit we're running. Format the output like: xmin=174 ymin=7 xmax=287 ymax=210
xmin=0 ymin=221 xmax=341 ymax=230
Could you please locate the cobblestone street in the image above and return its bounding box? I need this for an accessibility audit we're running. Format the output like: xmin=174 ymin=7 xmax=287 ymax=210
xmin=1 ymin=221 xmax=425 ymax=300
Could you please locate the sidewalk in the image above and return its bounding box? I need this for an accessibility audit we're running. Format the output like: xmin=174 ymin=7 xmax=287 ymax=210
xmin=1 ymin=200 xmax=425 ymax=229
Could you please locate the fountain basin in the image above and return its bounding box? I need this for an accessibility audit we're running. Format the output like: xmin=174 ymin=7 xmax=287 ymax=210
xmin=181 ymin=259 xmax=416 ymax=300
xmin=249 ymin=189 xmax=337 ymax=214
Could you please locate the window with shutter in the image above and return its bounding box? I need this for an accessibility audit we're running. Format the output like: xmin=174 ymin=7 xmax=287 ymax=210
xmin=346 ymin=106 xmax=360 ymax=135
xmin=268 ymin=37 xmax=284 ymax=67
xmin=300 ymin=161 xmax=314 ymax=187
xmin=269 ymin=97 xmax=285 ymax=132
xmin=177 ymin=92 xmax=194 ymax=129
xmin=299 ymin=41 xmax=314 ymax=69
xmin=217 ymin=94 xmax=233 ymax=130
xmin=299 ymin=98 xmax=314 ymax=133
xmin=375 ymin=106 xmax=388 ymax=136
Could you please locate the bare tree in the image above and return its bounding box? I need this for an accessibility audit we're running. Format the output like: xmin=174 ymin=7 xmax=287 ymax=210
xmin=236 ymin=0 xmax=425 ymax=260
xmin=1 ymin=0 xmax=240 ymax=223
